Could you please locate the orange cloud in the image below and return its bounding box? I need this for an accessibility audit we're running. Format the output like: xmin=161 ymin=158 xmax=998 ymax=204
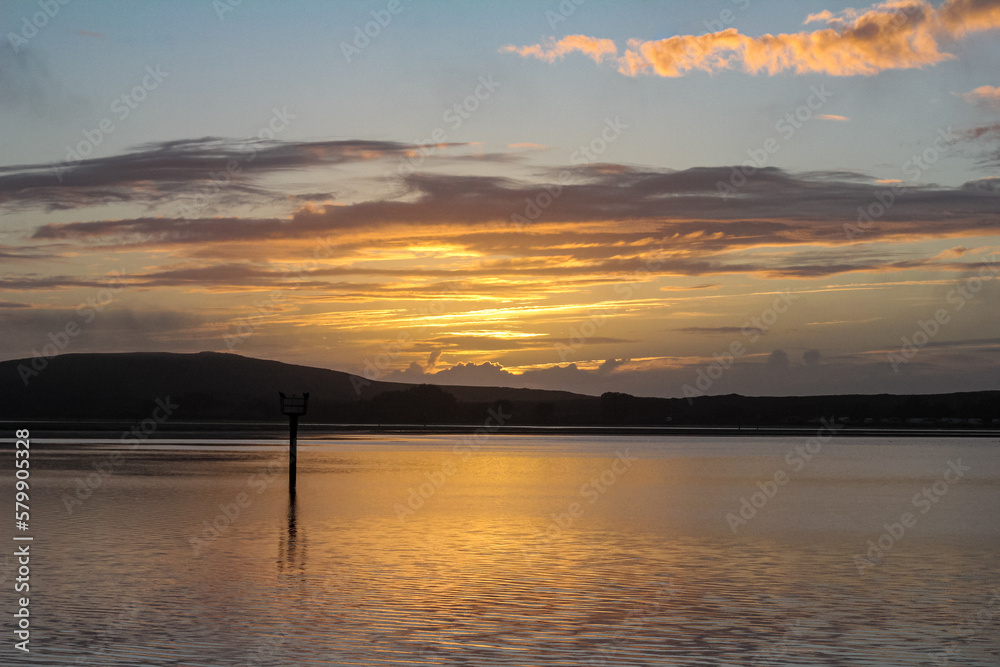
xmin=959 ymin=84 xmax=1000 ymax=110
xmin=932 ymin=246 xmax=969 ymax=259
xmin=936 ymin=0 xmax=1000 ymax=35
xmin=618 ymin=29 xmax=749 ymax=77
xmin=504 ymin=0 xmax=1000 ymax=77
xmin=500 ymin=34 xmax=617 ymax=64
xmin=817 ymin=114 xmax=851 ymax=121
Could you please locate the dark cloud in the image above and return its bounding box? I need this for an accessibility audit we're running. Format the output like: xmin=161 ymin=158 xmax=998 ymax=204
xmin=8 ymin=253 xmax=990 ymax=303
xmin=963 ymin=124 xmax=1000 ymax=141
xmin=0 ymin=245 xmax=56 ymax=261
xmin=0 ymin=137 xmax=476 ymax=212
xmin=923 ymin=336 xmax=1000 ymax=349
xmin=397 ymin=361 xmax=428 ymax=379
xmin=291 ymin=192 xmax=336 ymax=201
xmin=5 ymin=253 xmax=992 ymax=303
xmin=962 ymin=178 xmax=1000 ymax=192
xmin=598 ymin=358 xmax=629 ymax=373
xmin=32 ymin=216 xmax=287 ymax=244
xmin=0 ymin=275 xmax=126 ymax=290
xmin=959 ymin=123 xmax=1000 ymax=169
xmin=396 ymin=343 xmax=1000 ymax=398
xmin=419 ymin=361 xmax=517 ymax=387
xmin=31 ymin=166 xmax=1000 ymax=249
xmin=8 ymin=161 xmax=999 ymax=310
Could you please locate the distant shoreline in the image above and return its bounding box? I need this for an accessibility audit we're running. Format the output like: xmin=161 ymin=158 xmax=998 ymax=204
xmin=4 ymin=421 xmax=999 ymax=439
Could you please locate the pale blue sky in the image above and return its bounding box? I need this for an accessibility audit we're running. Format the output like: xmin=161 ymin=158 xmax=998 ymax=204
xmin=4 ymin=0 xmax=996 ymax=183
xmin=2 ymin=0 xmax=999 ymax=397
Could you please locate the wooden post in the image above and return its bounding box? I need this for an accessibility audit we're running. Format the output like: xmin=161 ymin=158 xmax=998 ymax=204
xmin=289 ymin=413 xmax=298 ymax=496
xmin=279 ymin=392 xmax=308 ymax=498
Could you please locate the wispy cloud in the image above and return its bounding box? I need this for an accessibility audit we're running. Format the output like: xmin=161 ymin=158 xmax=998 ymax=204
xmin=31 ymin=166 xmax=999 ymax=249
xmin=958 ymin=84 xmax=1000 ymax=111
xmin=959 ymin=123 xmax=1000 ymax=168
xmin=0 ymin=137 xmax=481 ymax=212
xmin=11 ymin=162 xmax=996 ymax=310
xmin=0 ymin=47 xmax=55 ymax=114
xmin=500 ymin=35 xmax=617 ymax=64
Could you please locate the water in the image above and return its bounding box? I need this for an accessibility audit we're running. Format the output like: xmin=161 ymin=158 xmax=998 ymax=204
xmin=3 ymin=433 xmax=999 ymax=665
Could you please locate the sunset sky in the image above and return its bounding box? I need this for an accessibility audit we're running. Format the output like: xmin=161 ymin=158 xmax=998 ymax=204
xmin=2 ymin=0 xmax=999 ymax=398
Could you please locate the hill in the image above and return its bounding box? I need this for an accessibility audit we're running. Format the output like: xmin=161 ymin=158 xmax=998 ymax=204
xmin=0 ymin=351 xmax=583 ymax=424
xmin=1 ymin=352 xmax=997 ymax=429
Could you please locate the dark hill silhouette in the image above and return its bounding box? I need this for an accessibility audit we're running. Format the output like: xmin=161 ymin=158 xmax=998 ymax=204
xmin=1 ymin=351 xmax=997 ymax=429
xmin=0 ymin=351 xmax=582 ymax=423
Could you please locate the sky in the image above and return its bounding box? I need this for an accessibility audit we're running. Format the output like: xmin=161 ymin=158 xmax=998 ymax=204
xmin=1 ymin=0 xmax=999 ymax=399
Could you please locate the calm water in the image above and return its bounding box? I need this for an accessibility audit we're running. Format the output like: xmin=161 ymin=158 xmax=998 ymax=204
xmin=2 ymin=433 xmax=999 ymax=665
